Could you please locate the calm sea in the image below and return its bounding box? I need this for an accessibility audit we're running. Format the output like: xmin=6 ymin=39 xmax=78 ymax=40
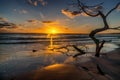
xmin=0 ymin=33 xmax=120 ymax=79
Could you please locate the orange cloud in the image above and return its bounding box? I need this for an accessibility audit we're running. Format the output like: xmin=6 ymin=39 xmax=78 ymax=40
xmin=81 ymin=13 xmax=89 ymax=17
xmin=61 ymin=9 xmax=81 ymax=18
xmin=34 ymin=1 xmax=38 ymax=6
xmin=61 ymin=9 xmax=90 ymax=18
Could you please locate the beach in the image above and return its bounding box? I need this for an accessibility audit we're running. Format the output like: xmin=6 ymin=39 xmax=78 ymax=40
xmin=2 ymin=48 xmax=119 ymax=80
xmin=0 ymin=33 xmax=120 ymax=80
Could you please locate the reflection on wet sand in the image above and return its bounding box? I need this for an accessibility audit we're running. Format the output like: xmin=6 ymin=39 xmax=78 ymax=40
xmin=0 ymin=47 xmax=120 ymax=80
xmin=13 ymin=62 xmax=115 ymax=80
xmin=11 ymin=47 xmax=120 ymax=80
xmin=14 ymin=64 xmax=92 ymax=80
xmin=0 ymin=43 xmax=118 ymax=63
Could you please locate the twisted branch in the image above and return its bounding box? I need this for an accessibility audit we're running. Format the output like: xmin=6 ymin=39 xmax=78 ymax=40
xmin=106 ymin=2 xmax=120 ymax=17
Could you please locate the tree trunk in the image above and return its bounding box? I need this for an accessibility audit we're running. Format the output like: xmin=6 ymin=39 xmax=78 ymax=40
xmin=89 ymin=11 xmax=108 ymax=57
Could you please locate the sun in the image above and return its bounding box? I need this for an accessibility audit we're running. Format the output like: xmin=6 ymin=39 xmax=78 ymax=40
xmin=51 ymin=29 xmax=57 ymax=34
xmin=46 ymin=28 xmax=59 ymax=38
xmin=48 ymin=28 xmax=58 ymax=34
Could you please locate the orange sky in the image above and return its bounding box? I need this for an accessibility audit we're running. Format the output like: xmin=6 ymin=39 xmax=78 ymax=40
xmin=1 ymin=21 xmax=120 ymax=34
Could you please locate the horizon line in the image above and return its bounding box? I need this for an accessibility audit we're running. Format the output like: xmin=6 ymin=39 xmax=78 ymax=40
xmin=0 ymin=32 xmax=120 ymax=35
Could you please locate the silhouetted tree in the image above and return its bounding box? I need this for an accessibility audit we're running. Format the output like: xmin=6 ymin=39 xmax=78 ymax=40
xmin=64 ymin=0 xmax=120 ymax=57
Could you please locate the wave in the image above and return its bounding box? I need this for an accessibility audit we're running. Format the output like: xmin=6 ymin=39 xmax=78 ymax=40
xmin=0 ymin=33 xmax=119 ymax=44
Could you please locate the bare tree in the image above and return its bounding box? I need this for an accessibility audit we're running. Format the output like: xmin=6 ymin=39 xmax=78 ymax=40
xmin=64 ymin=0 xmax=120 ymax=57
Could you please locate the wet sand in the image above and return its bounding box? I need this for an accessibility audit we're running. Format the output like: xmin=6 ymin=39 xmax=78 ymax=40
xmin=5 ymin=48 xmax=120 ymax=80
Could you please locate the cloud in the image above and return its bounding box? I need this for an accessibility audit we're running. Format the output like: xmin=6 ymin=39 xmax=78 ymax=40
xmin=70 ymin=24 xmax=96 ymax=33
xmin=117 ymin=4 xmax=120 ymax=11
xmin=14 ymin=9 xmax=28 ymax=14
xmin=61 ymin=9 xmax=81 ymax=18
xmin=38 ymin=0 xmax=47 ymax=6
xmin=28 ymin=0 xmax=33 ymax=5
xmin=27 ymin=19 xmax=38 ymax=23
xmin=40 ymin=20 xmax=71 ymax=33
xmin=20 ymin=9 xmax=28 ymax=14
xmin=13 ymin=9 xmax=17 ymax=12
xmin=27 ymin=0 xmax=47 ymax=6
xmin=28 ymin=0 xmax=37 ymax=6
xmin=0 ymin=25 xmax=23 ymax=33
xmin=0 ymin=17 xmax=24 ymax=33
xmin=0 ymin=23 xmax=15 ymax=27
xmin=81 ymin=13 xmax=89 ymax=17
xmin=27 ymin=19 xmax=39 ymax=25
xmin=0 ymin=22 xmax=18 ymax=29
xmin=61 ymin=9 xmax=90 ymax=18
xmin=0 ymin=17 xmax=8 ymax=22
xmin=40 ymin=12 xmax=45 ymax=19
xmin=33 ymin=1 xmax=38 ymax=6
xmin=0 ymin=17 xmax=18 ymax=30
xmin=41 ymin=21 xmax=54 ymax=23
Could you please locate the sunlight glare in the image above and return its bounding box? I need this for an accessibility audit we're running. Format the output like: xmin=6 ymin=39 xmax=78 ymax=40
xmin=50 ymin=29 xmax=57 ymax=34
xmin=47 ymin=28 xmax=58 ymax=49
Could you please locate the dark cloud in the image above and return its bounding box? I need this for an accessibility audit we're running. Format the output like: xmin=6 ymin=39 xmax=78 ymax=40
xmin=27 ymin=19 xmax=37 ymax=23
xmin=61 ymin=9 xmax=81 ymax=18
xmin=0 ymin=23 xmax=14 ymax=27
xmin=27 ymin=19 xmax=39 ymax=25
xmin=0 ymin=22 xmax=17 ymax=29
xmin=41 ymin=21 xmax=53 ymax=23
xmin=0 ymin=17 xmax=18 ymax=29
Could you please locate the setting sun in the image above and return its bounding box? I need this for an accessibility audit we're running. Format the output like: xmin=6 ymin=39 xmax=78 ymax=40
xmin=51 ymin=29 xmax=57 ymax=34
xmin=46 ymin=27 xmax=59 ymax=34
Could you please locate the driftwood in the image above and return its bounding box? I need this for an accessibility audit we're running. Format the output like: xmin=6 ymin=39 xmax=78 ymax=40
xmin=72 ymin=45 xmax=85 ymax=58
xmin=51 ymin=44 xmax=86 ymax=57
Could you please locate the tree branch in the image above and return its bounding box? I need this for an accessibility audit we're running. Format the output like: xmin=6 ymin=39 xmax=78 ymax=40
xmin=89 ymin=11 xmax=108 ymax=57
xmin=51 ymin=44 xmax=86 ymax=57
xmin=77 ymin=0 xmax=100 ymax=17
xmin=84 ymin=2 xmax=104 ymax=8
xmin=106 ymin=2 xmax=120 ymax=17
xmin=109 ymin=26 xmax=120 ymax=30
xmin=95 ymin=40 xmax=105 ymax=57
xmin=72 ymin=45 xmax=86 ymax=58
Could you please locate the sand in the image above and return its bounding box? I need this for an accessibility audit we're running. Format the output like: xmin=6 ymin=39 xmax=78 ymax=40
xmin=4 ymin=48 xmax=120 ymax=80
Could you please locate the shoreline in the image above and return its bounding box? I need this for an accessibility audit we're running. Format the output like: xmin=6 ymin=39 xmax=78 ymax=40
xmin=3 ymin=48 xmax=119 ymax=80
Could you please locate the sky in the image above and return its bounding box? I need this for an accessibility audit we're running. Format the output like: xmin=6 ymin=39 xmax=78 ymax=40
xmin=0 ymin=0 xmax=120 ymax=34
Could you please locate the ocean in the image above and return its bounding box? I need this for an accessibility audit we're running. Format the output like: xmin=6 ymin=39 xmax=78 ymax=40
xmin=0 ymin=33 xmax=120 ymax=79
